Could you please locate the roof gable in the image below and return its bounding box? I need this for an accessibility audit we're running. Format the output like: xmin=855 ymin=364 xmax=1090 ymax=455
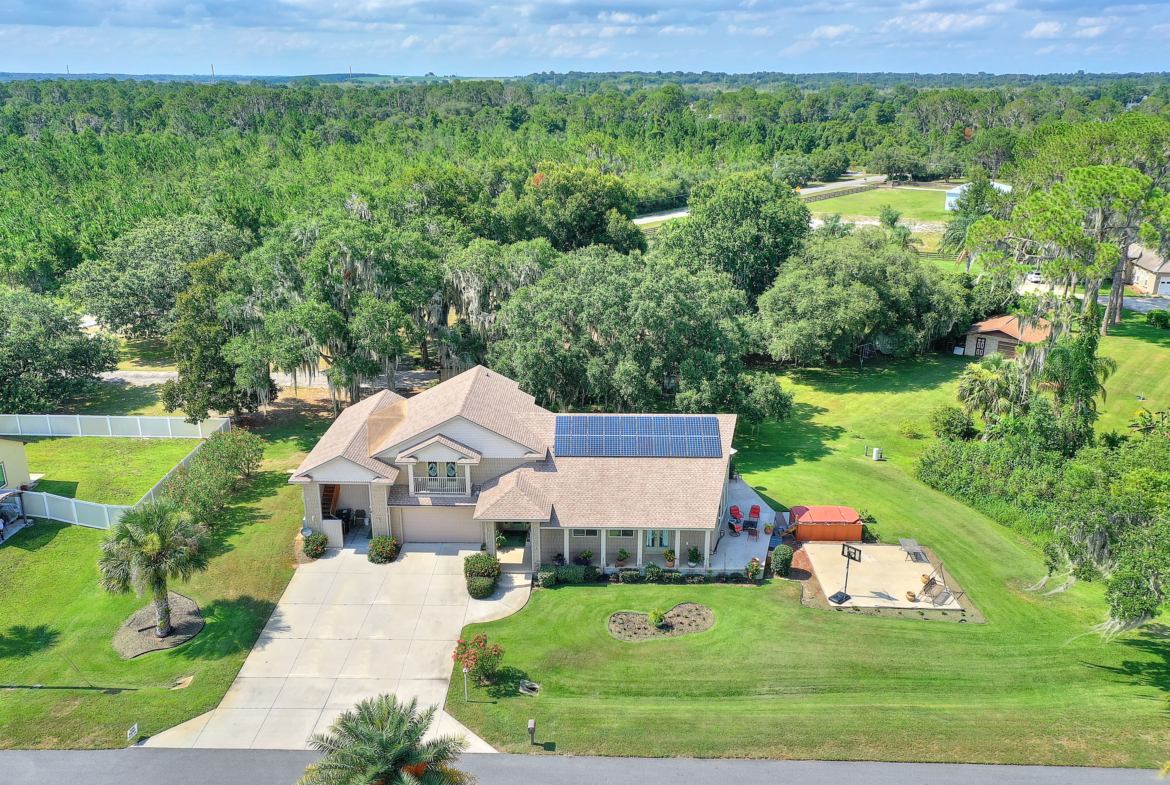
xmin=290 ymin=389 xmax=403 ymax=483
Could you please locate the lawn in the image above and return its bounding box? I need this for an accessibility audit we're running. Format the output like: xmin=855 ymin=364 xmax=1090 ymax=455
xmin=1097 ymin=308 xmax=1170 ymax=433
xmin=448 ymin=348 xmax=1170 ymax=767
xmin=0 ymin=392 xmax=333 ymax=748
xmin=811 ymin=186 xmax=951 ymax=223
xmin=116 ymin=337 xmax=176 ymax=372
xmin=24 ymin=437 xmax=202 ymax=505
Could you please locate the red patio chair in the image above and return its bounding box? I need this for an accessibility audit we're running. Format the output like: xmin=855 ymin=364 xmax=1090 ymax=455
xmin=730 ymin=506 xmax=744 ymax=520
xmin=747 ymin=505 xmax=761 ymax=524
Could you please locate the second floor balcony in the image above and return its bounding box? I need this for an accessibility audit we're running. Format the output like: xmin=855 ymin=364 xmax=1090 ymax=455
xmin=412 ymin=475 xmax=469 ymax=495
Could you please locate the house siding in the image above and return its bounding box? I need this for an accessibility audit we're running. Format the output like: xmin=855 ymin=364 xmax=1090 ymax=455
xmin=963 ymin=332 xmax=1018 ymax=358
xmin=377 ymin=417 xmax=533 ymax=463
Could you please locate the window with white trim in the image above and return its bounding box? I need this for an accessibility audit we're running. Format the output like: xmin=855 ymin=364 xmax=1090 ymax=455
xmin=572 ymin=529 xmax=598 ymax=537
xmin=614 ymin=529 xmax=635 ymax=538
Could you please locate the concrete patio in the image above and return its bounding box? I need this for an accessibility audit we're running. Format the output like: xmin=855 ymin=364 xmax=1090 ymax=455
xmin=144 ymin=534 xmax=529 ymax=751
xmin=805 ymin=542 xmax=962 ymax=610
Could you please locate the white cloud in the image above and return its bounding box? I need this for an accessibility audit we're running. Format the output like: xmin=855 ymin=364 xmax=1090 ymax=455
xmin=880 ymin=12 xmax=992 ymax=35
xmin=1025 ymin=21 xmax=1064 ymax=38
xmin=727 ymin=24 xmax=778 ymax=36
xmin=659 ymin=25 xmax=703 ymax=36
xmin=809 ymin=24 xmax=858 ymax=39
xmin=401 ymin=34 xmax=421 ymax=48
xmin=779 ymin=39 xmax=818 ymax=56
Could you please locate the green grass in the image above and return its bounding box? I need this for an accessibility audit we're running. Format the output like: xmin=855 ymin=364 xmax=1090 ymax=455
xmin=116 ymin=337 xmax=176 ymax=372
xmin=55 ymin=384 xmax=169 ymax=417
xmin=0 ymin=395 xmax=333 ymax=748
xmin=24 ymin=437 xmax=203 ymax=505
xmin=811 ymin=187 xmax=951 ymax=223
xmin=448 ymin=351 xmax=1170 ymax=766
xmin=1098 ymin=308 xmax=1170 ymax=433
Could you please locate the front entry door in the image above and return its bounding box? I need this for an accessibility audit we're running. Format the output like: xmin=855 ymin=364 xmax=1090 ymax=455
xmin=644 ymin=530 xmax=672 ymax=552
xmin=974 ymin=337 xmax=986 ymax=357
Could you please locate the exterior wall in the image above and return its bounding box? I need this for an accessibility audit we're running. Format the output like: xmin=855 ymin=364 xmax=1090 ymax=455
xmin=1128 ymin=265 xmax=1170 ymax=295
xmin=0 ymin=439 xmax=31 ymax=489
xmin=411 ymin=443 xmax=467 ymax=462
xmin=309 ymin=457 xmax=381 ymax=484
xmin=336 ymin=483 xmax=371 ymax=513
xmin=567 ymin=531 xmax=601 ymax=563
xmin=539 ymin=527 xmax=564 ymax=565
xmin=603 ymin=531 xmax=637 ymax=568
xmin=299 ymin=480 xmax=345 ymax=547
xmin=471 ymin=457 xmax=532 ymax=486
xmin=386 ymin=505 xmax=403 ymax=541
xmin=677 ymin=530 xmax=709 ymax=566
xmin=963 ymin=333 xmax=1017 ymax=358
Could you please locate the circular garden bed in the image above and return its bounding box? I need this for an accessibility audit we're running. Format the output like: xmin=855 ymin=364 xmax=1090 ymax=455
xmin=608 ymin=602 xmax=714 ymax=642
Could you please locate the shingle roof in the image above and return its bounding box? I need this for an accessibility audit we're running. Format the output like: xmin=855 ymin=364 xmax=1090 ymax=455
xmin=966 ymin=315 xmax=1051 ymax=343
xmin=290 ymin=390 xmax=403 ymax=483
xmin=395 ymin=435 xmax=482 ymax=465
xmin=371 ymin=366 xmax=547 ymax=457
xmin=386 ymin=485 xmax=477 ymax=507
xmin=474 ymin=471 xmax=552 ymax=521
xmin=791 ymin=505 xmax=860 ymax=524
xmin=1130 ymin=243 xmax=1170 ymax=275
xmin=472 ymin=413 xmax=737 ymax=530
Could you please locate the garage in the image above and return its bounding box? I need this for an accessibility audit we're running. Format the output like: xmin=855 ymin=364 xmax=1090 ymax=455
xmin=1160 ymin=277 xmax=1170 ymax=296
xmin=401 ymin=506 xmax=482 ymax=543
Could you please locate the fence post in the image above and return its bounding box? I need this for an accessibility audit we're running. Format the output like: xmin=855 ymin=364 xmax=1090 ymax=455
xmin=70 ymin=498 xmax=78 ymax=525
xmin=166 ymin=418 xmax=173 ymax=438
xmin=47 ymin=417 xmax=54 ymax=436
xmin=104 ymin=505 xmax=111 ymax=528
xmin=106 ymin=415 xmax=112 ymax=436
xmin=137 ymin=417 xmax=143 ymax=437
xmin=16 ymin=416 xmax=21 ymax=436
xmin=76 ymin=414 xmax=82 ymax=435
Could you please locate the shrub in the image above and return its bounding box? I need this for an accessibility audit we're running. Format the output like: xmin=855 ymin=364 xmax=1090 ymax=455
xmin=687 ymin=546 xmax=702 ymax=565
xmin=618 ymin=569 xmax=642 ymax=584
xmin=367 ymin=536 xmax=399 ymax=564
xmin=662 ymin=549 xmax=676 ymax=563
xmin=536 ymin=569 xmax=556 ymax=588
xmin=771 ymin=545 xmax=794 ymax=577
xmin=196 ymin=429 xmax=265 ymax=480
xmin=572 ymin=550 xmax=593 ymax=566
xmin=554 ymin=564 xmax=585 ymax=585
xmin=616 ymin=548 xmax=631 ymax=563
xmin=728 ymin=572 xmax=746 ymax=583
xmin=303 ymin=532 xmax=328 ymax=559
xmin=467 ymin=576 xmax=497 ymax=599
xmin=160 ymin=429 xmax=265 ymax=525
xmin=464 ymin=551 xmax=502 ymax=580
xmin=644 ymin=564 xmax=664 ymax=583
xmin=1146 ymin=309 xmax=1170 ymax=329
xmin=663 ymin=569 xmax=684 ymax=584
xmin=898 ymin=419 xmax=922 ymax=439
xmin=928 ymin=405 xmax=976 ymax=441
xmin=453 ymin=633 xmax=505 ymax=684
xmin=745 ymin=557 xmax=763 ymax=581
xmin=686 ymin=574 xmax=706 ymax=585
xmin=553 ymin=553 xmax=566 ymax=566
xmin=648 ymin=608 xmax=666 ymax=628
xmin=584 ymin=566 xmax=602 ymax=583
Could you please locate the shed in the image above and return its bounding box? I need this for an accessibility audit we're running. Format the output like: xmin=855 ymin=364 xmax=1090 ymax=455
xmin=962 ymin=315 xmax=1051 ymax=360
xmin=790 ymin=505 xmax=863 ymax=542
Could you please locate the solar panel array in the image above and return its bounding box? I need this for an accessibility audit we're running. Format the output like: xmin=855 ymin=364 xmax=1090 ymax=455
xmin=553 ymin=415 xmax=722 ymax=458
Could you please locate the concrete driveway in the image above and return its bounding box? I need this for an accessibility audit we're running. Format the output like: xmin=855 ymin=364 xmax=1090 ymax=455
xmin=145 ymin=536 xmax=529 ymax=751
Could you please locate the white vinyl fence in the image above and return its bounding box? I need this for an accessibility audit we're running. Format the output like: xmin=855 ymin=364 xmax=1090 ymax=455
xmin=2 ymin=415 xmax=231 ymax=530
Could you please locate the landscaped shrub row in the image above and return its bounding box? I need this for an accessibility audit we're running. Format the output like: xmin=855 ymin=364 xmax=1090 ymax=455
xmin=535 ymin=565 xmax=763 ymax=587
xmin=161 ymin=429 xmax=265 ymax=525
xmin=771 ymin=545 xmax=794 ymax=577
xmin=467 ymin=576 xmax=497 ymax=599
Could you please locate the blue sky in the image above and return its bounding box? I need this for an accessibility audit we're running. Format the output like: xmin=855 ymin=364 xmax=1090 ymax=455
xmin=0 ymin=0 xmax=1166 ymax=77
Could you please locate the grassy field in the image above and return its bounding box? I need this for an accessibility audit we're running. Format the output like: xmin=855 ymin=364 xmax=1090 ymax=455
xmin=55 ymin=385 xmax=170 ymax=417
xmin=1098 ymin=309 xmax=1170 ymax=433
xmin=448 ymin=341 xmax=1170 ymax=766
xmin=116 ymin=338 xmax=175 ymax=372
xmin=0 ymin=392 xmax=333 ymax=748
xmin=24 ymin=437 xmax=202 ymax=505
xmin=811 ymin=186 xmax=951 ymax=223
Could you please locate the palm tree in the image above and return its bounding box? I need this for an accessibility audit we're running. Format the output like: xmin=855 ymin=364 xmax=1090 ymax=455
xmin=298 ymin=695 xmax=471 ymax=785
xmin=956 ymin=353 xmax=1029 ymax=432
xmin=98 ymin=501 xmax=209 ymax=638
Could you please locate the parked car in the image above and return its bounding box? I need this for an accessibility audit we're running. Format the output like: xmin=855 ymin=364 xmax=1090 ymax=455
xmin=1026 ymin=270 xmax=1043 ymax=283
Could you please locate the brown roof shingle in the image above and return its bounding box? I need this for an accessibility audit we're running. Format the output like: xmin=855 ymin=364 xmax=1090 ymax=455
xmin=291 ymin=390 xmax=404 ymax=483
xmin=966 ymin=315 xmax=1051 ymax=343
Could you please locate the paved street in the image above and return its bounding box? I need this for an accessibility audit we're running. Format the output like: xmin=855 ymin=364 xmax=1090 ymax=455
xmin=3 ymin=749 xmax=1158 ymax=785
xmin=144 ymin=536 xmax=528 ymax=751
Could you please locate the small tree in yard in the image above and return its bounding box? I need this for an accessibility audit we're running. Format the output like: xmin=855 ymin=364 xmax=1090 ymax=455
xmin=298 ymin=695 xmax=471 ymax=785
xmin=98 ymin=501 xmax=209 ymax=638
xmin=453 ymin=633 xmax=505 ymax=684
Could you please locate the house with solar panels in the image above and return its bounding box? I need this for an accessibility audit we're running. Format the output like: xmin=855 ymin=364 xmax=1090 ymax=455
xmin=290 ymin=365 xmax=776 ymax=574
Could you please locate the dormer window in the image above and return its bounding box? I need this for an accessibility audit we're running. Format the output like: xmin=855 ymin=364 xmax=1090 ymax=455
xmin=415 ymin=461 xmax=468 ymax=495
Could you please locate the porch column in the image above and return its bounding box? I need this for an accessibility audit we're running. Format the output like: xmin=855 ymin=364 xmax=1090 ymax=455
xmin=406 ymin=465 xmax=415 ymax=496
xmin=564 ymin=528 xmax=570 ymax=561
xmin=676 ymin=529 xmax=683 ymax=566
xmin=600 ymin=529 xmax=607 ymax=569
xmin=704 ymin=530 xmax=711 ymax=569
xmin=636 ymin=533 xmax=643 ymax=568
xmin=465 ymin=465 xmax=472 ymax=495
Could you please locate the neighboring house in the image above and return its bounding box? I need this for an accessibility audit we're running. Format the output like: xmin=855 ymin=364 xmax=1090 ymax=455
xmin=290 ymin=366 xmax=743 ymax=573
xmin=0 ymin=437 xmax=31 ymax=490
xmin=1126 ymin=244 xmax=1170 ymax=296
xmin=962 ymin=315 xmax=1051 ymax=359
xmin=944 ymin=181 xmax=1011 ymax=211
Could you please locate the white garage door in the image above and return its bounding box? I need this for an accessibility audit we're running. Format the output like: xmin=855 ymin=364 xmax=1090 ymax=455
xmin=402 ymin=507 xmax=482 ymax=543
xmin=1159 ymin=277 xmax=1170 ymax=296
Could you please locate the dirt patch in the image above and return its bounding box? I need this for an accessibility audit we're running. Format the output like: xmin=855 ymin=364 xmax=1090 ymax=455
xmin=608 ymin=602 xmax=714 ymax=642
xmin=112 ymin=591 xmax=205 ymax=659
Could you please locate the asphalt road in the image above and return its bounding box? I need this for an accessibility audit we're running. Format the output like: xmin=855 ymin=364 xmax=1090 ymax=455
xmin=1 ymin=749 xmax=1157 ymax=785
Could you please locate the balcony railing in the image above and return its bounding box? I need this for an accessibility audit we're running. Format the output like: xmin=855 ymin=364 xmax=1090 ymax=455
xmin=413 ymin=476 xmax=469 ymax=495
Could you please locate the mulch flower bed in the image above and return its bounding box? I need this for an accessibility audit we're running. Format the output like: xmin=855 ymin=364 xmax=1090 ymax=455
xmin=112 ymin=591 xmax=205 ymax=659
xmin=608 ymin=602 xmax=714 ymax=642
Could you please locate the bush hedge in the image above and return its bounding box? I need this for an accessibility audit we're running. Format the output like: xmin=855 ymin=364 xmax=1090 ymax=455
xmin=771 ymin=545 xmax=794 ymax=577
xmin=464 ymin=551 xmax=502 ymax=580
xmin=644 ymin=564 xmax=664 ymax=583
xmin=1147 ymin=309 xmax=1170 ymax=329
xmin=367 ymin=536 xmax=399 ymax=564
xmin=536 ymin=569 xmax=556 ymax=588
xmin=554 ymin=564 xmax=585 ymax=585
xmin=467 ymin=576 xmax=497 ymax=599
xmin=618 ymin=569 xmax=642 ymax=584
xmin=303 ymin=532 xmax=328 ymax=559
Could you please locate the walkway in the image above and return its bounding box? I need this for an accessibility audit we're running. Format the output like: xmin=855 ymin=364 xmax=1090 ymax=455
xmin=3 ymin=749 xmax=1155 ymax=785
xmin=1016 ymin=282 xmax=1168 ymax=314
xmin=145 ymin=534 xmax=529 ymax=751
